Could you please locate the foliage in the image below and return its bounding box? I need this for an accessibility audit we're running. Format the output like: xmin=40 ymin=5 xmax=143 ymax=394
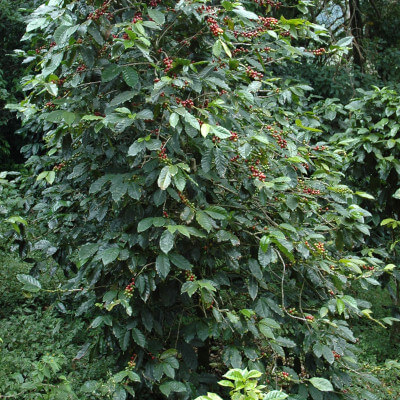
xmin=0 ymin=246 xmax=133 ymax=399
xmin=319 ymin=87 xmax=400 ymax=322
xmin=0 ymin=0 xmax=40 ymax=166
xmin=9 ymin=0 xmax=395 ymax=399
xmin=195 ymin=368 xmax=288 ymax=400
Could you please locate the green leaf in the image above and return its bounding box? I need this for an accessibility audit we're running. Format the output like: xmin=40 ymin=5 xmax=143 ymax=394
xmin=148 ymin=9 xmax=165 ymax=25
xmin=26 ymin=17 xmax=47 ymax=32
xmin=321 ymin=345 xmax=334 ymax=364
xmin=221 ymin=40 xmax=232 ymax=58
xmin=160 ymin=230 xmax=174 ymax=254
xmin=259 ymin=323 xmax=275 ymax=339
xmin=156 ymin=254 xmax=170 ymax=279
xmin=196 ymin=211 xmax=214 ymax=232
xmin=184 ymin=111 xmax=200 ymax=130
xmin=132 ymin=328 xmax=146 ymax=347
xmin=201 ymin=123 xmax=211 ymax=137
xmin=110 ymin=91 xmax=136 ymax=107
xmin=295 ymin=119 xmax=322 ymax=132
xmin=233 ymin=7 xmax=259 ymax=19
xmin=159 ymin=381 xmax=186 ymax=397
xmin=214 ymin=148 xmax=228 ymax=177
xmin=138 ymin=218 xmax=154 ymax=232
xmin=212 ymin=40 xmax=222 ymax=57
xmin=17 ymin=274 xmax=41 ymax=292
xmin=78 ymin=243 xmax=99 ymax=262
xmin=181 ymin=281 xmax=199 ymax=297
xmin=336 ymin=298 xmax=345 ymax=315
xmin=264 ymin=391 xmax=288 ymax=400
xmin=112 ymin=387 xmax=126 ymax=400
xmin=169 ymin=253 xmax=191 ymax=270
xmin=169 ymin=113 xmax=179 ymax=128
xmin=45 ymin=82 xmax=58 ymax=96
xmin=122 ymin=67 xmax=139 ymax=87
xmin=260 ymin=236 xmax=270 ymax=252
xmin=211 ymin=125 xmax=231 ymax=139
xmin=100 ymin=247 xmax=120 ymax=266
xmin=308 ymin=377 xmax=334 ymax=392
xmin=393 ymin=188 xmax=400 ymax=199
xmin=355 ymin=191 xmax=375 ymax=200
xmin=205 ymin=206 xmax=227 ymax=220
xmin=81 ymin=115 xmax=104 ymax=121
xmin=114 ymin=371 xmax=128 ymax=383
xmin=158 ymin=166 xmax=172 ymax=190
xmin=136 ymin=109 xmax=153 ymax=119
xmin=102 ymin=65 xmax=121 ymax=82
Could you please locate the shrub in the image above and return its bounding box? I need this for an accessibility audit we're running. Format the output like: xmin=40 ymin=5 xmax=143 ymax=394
xmin=11 ymin=0 xmax=389 ymax=398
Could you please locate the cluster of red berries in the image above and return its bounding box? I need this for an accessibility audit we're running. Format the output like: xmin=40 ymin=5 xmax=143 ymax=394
xmin=178 ymin=191 xmax=193 ymax=207
xmin=302 ymin=187 xmax=321 ymax=195
xmin=163 ymin=211 xmax=168 ymax=218
xmin=176 ymin=98 xmax=194 ymax=108
xmin=124 ymin=278 xmax=135 ymax=298
xmin=313 ymin=242 xmax=326 ymax=254
xmin=246 ymin=66 xmax=263 ymax=80
xmin=132 ymin=12 xmax=143 ymax=23
xmin=122 ymin=32 xmax=129 ymax=40
xmin=253 ymin=0 xmax=282 ymax=7
xmin=318 ymin=206 xmax=330 ymax=213
xmin=35 ymin=45 xmax=47 ymax=54
xmin=53 ymin=162 xmax=66 ymax=171
xmin=196 ymin=5 xmax=217 ymax=15
xmin=99 ymin=43 xmax=110 ymax=56
xmin=232 ymin=47 xmax=249 ymax=57
xmin=126 ymin=354 xmax=136 ymax=370
xmin=49 ymin=41 xmax=56 ymax=48
xmin=87 ymin=1 xmax=110 ymax=21
xmin=287 ymin=307 xmax=296 ymax=314
xmin=249 ymin=165 xmax=266 ymax=181
xmin=313 ymin=145 xmax=327 ymax=151
xmin=207 ymin=300 xmax=214 ymax=310
xmin=212 ymin=136 xmax=221 ymax=144
xmin=305 ymin=315 xmax=315 ymax=321
xmin=281 ymin=371 xmax=290 ymax=379
xmin=271 ymin=132 xmax=288 ymax=148
xmin=163 ymin=57 xmax=173 ymax=73
xmin=51 ymin=78 xmax=65 ymax=87
xmin=280 ymin=31 xmax=291 ymax=37
xmin=185 ymin=271 xmax=196 ymax=281
xmin=94 ymin=111 xmax=105 ymax=117
xmin=362 ymin=265 xmax=375 ymax=271
xmin=233 ymin=29 xmax=262 ymax=39
xmin=206 ymin=17 xmax=224 ymax=36
xmin=310 ymin=47 xmax=326 ymax=56
xmin=158 ymin=146 xmax=167 ymax=160
xmin=44 ymin=101 xmax=56 ymax=109
xmin=229 ymin=131 xmax=238 ymax=141
xmin=76 ymin=64 xmax=87 ymax=73
xmin=258 ymin=16 xmax=278 ymax=28
xmin=333 ymin=351 xmax=341 ymax=360
xmin=230 ymin=154 xmax=240 ymax=162
xmin=149 ymin=0 xmax=162 ymax=7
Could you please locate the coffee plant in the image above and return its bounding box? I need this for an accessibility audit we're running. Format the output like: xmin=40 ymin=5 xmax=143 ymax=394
xmin=10 ymin=0 xmax=391 ymax=398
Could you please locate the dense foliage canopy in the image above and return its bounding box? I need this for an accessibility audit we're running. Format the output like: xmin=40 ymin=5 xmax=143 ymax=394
xmin=2 ymin=0 xmax=400 ymax=399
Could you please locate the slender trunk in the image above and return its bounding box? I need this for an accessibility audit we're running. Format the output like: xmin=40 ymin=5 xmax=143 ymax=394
xmin=349 ymin=0 xmax=364 ymax=68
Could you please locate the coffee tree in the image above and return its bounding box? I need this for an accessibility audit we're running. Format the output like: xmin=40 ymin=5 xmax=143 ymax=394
xmin=13 ymin=0 xmax=386 ymax=398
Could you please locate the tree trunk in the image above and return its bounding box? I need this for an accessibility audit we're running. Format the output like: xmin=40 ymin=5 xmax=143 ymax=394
xmin=349 ymin=0 xmax=364 ymax=68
